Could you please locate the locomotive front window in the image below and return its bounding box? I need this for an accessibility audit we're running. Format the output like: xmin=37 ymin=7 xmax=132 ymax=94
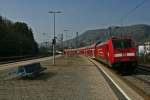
xmin=112 ymin=39 xmax=132 ymax=49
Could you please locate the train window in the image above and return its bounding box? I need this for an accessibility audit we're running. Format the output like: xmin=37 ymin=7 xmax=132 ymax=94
xmin=123 ymin=40 xmax=132 ymax=48
xmin=112 ymin=39 xmax=133 ymax=49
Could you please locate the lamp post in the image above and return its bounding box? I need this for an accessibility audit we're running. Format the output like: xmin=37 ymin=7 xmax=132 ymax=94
xmin=48 ymin=11 xmax=62 ymax=65
xmin=61 ymin=33 xmax=63 ymax=52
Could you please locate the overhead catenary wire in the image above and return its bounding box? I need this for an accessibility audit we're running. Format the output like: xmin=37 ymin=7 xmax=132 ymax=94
xmin=121 ymin=0 xmax=148 ymax=25
xmin=120 ymin=0 xmax=148 ymax=38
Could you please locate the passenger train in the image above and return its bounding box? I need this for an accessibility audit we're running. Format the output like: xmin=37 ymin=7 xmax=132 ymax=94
xmin=64 ymin=37 xmax=137 ymax=71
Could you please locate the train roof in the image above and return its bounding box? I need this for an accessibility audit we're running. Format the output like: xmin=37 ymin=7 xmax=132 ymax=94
xmin=110 ymin=36 xmax=132 ymax=40
xmin=95 ymin=36 xmax=134 ymax=46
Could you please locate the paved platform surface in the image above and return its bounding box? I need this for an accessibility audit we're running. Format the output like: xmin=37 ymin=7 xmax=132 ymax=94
xmin=0 ymin=56 xmax=118 ymax=100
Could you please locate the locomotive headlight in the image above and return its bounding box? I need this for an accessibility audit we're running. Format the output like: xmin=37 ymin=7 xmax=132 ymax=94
xmin=127 ymin=53 xmax=135 ymax=56
xmin=114 ymin=53 xmax=122 ymax=57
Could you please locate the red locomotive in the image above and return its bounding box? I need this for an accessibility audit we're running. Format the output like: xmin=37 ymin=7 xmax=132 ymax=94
xmin=64 ymin=37 xmax=137 ymax=71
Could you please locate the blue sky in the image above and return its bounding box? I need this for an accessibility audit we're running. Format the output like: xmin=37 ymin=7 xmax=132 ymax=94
xmin=0 ymin=0 xmax=150 ymax=43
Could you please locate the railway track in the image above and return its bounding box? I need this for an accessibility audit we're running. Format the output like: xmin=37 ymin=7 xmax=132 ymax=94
xmin=122 ymin=65 xmax=150 ymax=98
xmin=89 ymin=58 xmax=144 ymax=100
xmin=0 ymin=54 xmax=52 ymax=65
xmin=90 ymin=58 xmax=150 ymax=99
xmin=137 ymin=65 xmax=150 ymax=72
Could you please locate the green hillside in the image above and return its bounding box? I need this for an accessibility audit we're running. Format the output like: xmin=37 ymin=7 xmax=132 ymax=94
xmin=0 ymin=16 xmax=38 ymax=56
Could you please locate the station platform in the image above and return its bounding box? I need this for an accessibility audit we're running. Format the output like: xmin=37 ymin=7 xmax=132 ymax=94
xmin=0 ymin=56 xmax=118 ymax=100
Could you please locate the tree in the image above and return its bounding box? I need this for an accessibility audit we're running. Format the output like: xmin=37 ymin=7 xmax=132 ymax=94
xmin=0 ymin=16 xmax=39 ymax=56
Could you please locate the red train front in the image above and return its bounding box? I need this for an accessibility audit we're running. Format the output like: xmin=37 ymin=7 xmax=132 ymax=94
xmin=95 ymin=37 xmax=137 ymax=71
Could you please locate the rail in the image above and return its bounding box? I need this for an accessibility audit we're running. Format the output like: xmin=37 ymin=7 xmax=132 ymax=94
xmin=0 ymin=54 xmax=52 ymax=64
xmin=137 ymin=64 xmax=150 ymax=72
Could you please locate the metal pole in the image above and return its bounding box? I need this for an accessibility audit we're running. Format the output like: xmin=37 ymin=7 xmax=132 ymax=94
xmin=49 ymin=11 xmax=62 ymax=65
xmin=53 ymin=13 xmax=55 ymax=64
xmin=64 ymin=30 xmax=69 ymax=49
xmin=76 ymin=32 xmax=78 ymax=56
xmin=109 ymin=27 xmax=111 ymax=38
xmin=76 ymin=32 xmax=78 ymax=48
xmin=144 ymin=43 xmax=146 ymax=63
xmin=62 ymin=33 xmax=63 ymax=53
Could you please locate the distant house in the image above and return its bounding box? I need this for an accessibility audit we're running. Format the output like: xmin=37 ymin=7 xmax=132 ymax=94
xmin=138 ymin=42 xmax=150 ymax=55
xmin=138 ymin=45 xmax=144 ymax=55
xmin=144 ymin=42 xmax=150 ymax=54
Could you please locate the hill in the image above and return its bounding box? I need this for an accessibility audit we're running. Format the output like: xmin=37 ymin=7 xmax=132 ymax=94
xmin=64 ymin=24 xmax=150 ymax=48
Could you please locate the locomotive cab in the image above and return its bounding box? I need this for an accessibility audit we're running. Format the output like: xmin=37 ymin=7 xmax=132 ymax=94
xmin=111 ymin=38 xmax=137 ymax=70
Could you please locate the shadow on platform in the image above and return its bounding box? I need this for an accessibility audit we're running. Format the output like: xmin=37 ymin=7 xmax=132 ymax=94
xmin=21 ymin=72 xmax=57 ymax=81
